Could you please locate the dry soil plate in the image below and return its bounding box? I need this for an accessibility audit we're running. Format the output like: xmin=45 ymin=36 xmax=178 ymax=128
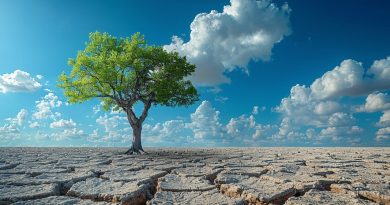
xmin=0 ymin=147 xmax=389 ymax=204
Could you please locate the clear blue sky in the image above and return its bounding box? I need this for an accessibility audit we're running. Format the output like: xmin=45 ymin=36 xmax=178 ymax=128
xmin=1 ymin=0 xmax=390 ymax=147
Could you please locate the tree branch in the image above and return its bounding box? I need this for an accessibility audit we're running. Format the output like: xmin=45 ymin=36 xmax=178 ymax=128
xmin=126 ymin=108 xmax=139 ymax=127
xmin=140 ymin=99 xmax=153 ymax=123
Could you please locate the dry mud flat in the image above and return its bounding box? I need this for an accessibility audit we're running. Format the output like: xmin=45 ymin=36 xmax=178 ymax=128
xmin=0 ymin=148 xmax=389 ymax=205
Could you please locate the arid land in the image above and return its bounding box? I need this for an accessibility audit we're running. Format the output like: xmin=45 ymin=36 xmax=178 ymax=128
xmin=0 ymin=147 xmax=389 ymax=205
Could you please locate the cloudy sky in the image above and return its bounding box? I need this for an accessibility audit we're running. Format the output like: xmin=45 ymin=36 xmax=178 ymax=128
xmin=1 ymin=0 xmax=390 ymax=147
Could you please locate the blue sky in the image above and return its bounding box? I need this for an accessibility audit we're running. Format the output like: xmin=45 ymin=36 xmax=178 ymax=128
xmin=1 ymin=0 xmax=390 ymax=147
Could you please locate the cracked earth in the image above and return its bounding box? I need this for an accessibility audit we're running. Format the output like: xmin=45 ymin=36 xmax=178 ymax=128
xmin=0 ymin=148 xmax=389 ymax=205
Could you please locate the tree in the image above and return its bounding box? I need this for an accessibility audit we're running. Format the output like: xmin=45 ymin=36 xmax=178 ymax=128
xmin=58 ymin=32 xmax=199 ymax=154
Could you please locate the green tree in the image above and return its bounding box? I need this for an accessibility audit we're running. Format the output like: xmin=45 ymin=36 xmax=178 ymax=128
xmin=58 ymin=32 xmax=199 ymax=154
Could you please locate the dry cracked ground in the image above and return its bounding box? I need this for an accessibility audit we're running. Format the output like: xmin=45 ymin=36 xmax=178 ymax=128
xmin=0 ymin=148 xmax=389 ymax=205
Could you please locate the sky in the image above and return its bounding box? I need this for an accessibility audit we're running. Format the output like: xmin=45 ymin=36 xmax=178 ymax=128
xmin=1 ymin=0 xmax=390 ymax=147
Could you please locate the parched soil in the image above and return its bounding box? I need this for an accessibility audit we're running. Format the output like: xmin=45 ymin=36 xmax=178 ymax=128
xmin=0 ymin=147 xmax=389 ymax=204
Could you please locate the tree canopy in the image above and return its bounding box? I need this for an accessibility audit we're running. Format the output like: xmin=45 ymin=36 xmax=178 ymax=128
xmin=58 ymin=32 xmax=199 ymax=124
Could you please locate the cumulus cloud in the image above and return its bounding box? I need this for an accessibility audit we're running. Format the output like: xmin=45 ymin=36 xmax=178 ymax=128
xmin=274 ymin=58 xmax=390 ymax=143
xmin=226 ymin=114 xmax=275 ymax=141
xmin=354 ymin=91 xmax=390 ymax=142
xmin=319 ymin=126 xmax=363 ymax=141
xmin=16 ymin=109 xmax=28 ymax=126
xmin=314 ymin=101 xmax=341 ymax=115
xmin=0 ymin=110 xmax=28 ymax=141
xmin=252 ymin=106 xmax=259 ymax=115
xmin=143 ymin=101 xmax=276 ymax=146
xmin=47 ymin=118 xmax=85 ymax=140
xmin=276 ymin=84 xmax=338 ymax=127
xmin=52 ymin=127 xmax=85 ymax=141
xmin=273 ymin=117 xmax=307 ymax=141
xmin=95 ymin=114 xmax=129 ymax=143
xmin=275 ymin=56 xmax=390 ymax=143
xmin=328 ymin=112 xmax=355 ymax=127
xmin=311 ymin=57 xmax=390 ymax=99
xmin=378 ymin=110 xmax=390 ymax=127
xmin=276 ymin=93 xmax=360 ymax=142
xmin=82 ymin=56 xmax=390 ymax=146
xmin=143 ymin=120 xmax=191 ymax=146
xmin=50 ymin=119 xmax=76 ymax=129
xmin=187 ymin=101 xmax=224 ymax=139
xmin=0 ymin=70 xmax=42 ymax=93
xmin=357 ymin=92 xmax=390 ymax=112
xmin=164 ymin=0 xmax=291 ymax=85
xmin=375 ymin=125 xmax=390 ymax=141
xmin=0 ymin=124 xmax=20 ymax=141
xmin=33 ymin=92 xmax=62 ymax=120
xmin=29 ymin=121 xmax=40 ymax=129
xmin=6 ymin=109 xmax=28 ymax=126
xmin=373 ymin=109 xmax=390 ymax=141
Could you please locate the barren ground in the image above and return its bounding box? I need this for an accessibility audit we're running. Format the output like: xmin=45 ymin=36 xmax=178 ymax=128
xmin=0 ymin=147 xmax=389 ymax=205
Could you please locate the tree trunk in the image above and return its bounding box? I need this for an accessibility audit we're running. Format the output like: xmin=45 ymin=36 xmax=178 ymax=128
xmin=125 ymin=122 xmax=145 ymax=154
xmin=132 ymin=123 xmax=143 ymax=152
xmin=124 ymin=104 xmax=151 ymax=155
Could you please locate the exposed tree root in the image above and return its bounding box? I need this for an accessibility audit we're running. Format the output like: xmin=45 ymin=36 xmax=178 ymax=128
xmin=125 ymin=146 xmax=147 ymax=155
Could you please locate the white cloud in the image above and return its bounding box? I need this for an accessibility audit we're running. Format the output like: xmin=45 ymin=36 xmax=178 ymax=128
xmin=275 ymin=56 xmax=390 ymax=144
xmin=187 ymin=101 xmax=224 ymax=139
xmin=52 ymin=127 xmax=85 ymax=141
xmin=276 ymin=84 xmax=335 ymax=127
xmin=0 ymin=124 xmax=19 ymax=139
xmin=311 ymin=60 xmax=364 ymax=99
xmin=141 ymin=101 xmax=277 ymax=146
xmin=33 ymin=92 xmax=62 ymax=120
xmin=29 ymin=121 xmax=40 ymax=129
xmin=374 ymin=110 xmax=390 ymax=141
xmin=226 ymin=115 xmax=255 ymax=137
xmin=87 ymin=129 xmax=100 ymax=142
xmin=273 ymin=117 xmax=307 ymax=141
xmin=318 ymin=112 xmax=361 ymax=141
xmin=378 ymin=110 xmax=390 ymax=127
xmin=375 ymin=127 xmax=390 ymax=141
xmin=50 ymin=119 xmax=76 ymax=129
xmin=93 ymin=104 xmax=101 ymax=114
xmin=252 ymin=106 xmax=259 ymax=115
xmin=46 ymin=118 xmax=85 ymax=140
xmin=311 ymin=57 xmax=390 ymax=99
xmin=95 ymin=114 xmax=129 ymax=143
xmin=143 ymin=120 xmax=191 ymax=146
xmin=226 ymin=114 xmax=275 ymax=141
xmin=33 ymin=130 xmax=49 ymax=141
xmin=314 ymin=101 xmax=341 ymax=115
xmin=328 ymin=112 xmax=355 ymax=127
xmin=319 ymin=126 xmax=363 ymax=141
xmin=368 ymin=56 xmax=390 ymax=86
xmin=0 ymin=110 xmax=27 ymax=141
xmin=215 ymin=96 xmax=229 ymax=103
xmin=352 ymin=89 xmax=390 ymax=143
xmin=6 ymin=109 xmax=28 ymax=126
xmin=16 ymin=109 xmax=28 ymax=126
xmin=358 ymin=92 xmax=390 ymax=112
xmin=96 ymin=114 xmax=125 ymax=132
xmin=164 ymin=0 xmax=291 ymax=85
xmin=0 ymin=70 xmax=42 ymax=93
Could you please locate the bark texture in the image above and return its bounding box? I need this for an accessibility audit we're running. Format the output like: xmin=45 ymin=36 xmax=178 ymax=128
xmin=125 ymin=123 xmax=145 ymax=154
xmin=125 ymin=111 xmax=147 ymax=155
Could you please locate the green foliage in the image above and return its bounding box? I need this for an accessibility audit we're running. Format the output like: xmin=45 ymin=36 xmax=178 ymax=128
xmin=58 ymin=32 xmax=199 ymax=114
